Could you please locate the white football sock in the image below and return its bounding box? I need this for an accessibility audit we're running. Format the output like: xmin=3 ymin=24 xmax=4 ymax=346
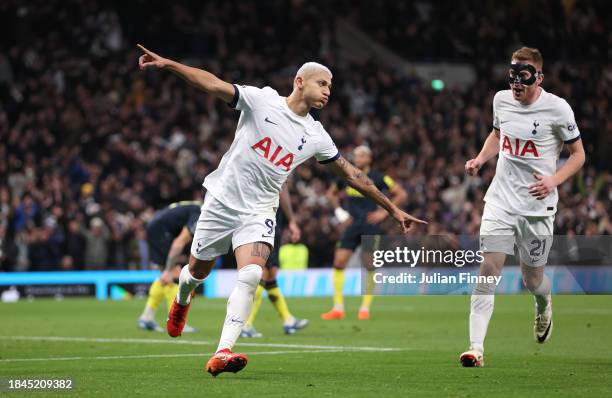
xmin=140 ymin=305 xmax=155 ymax=321
xmin=216 ymin=264 xmax=262 ymax=352
xmin=469 ymin=283 xmax=496 ymax=353
xmin=283 ymin=316 xmax=296 ymax=327
xmin=529 ymin=275 xmax=551 ymax=314
xmin=177 ymin=265 xmax=204 ymax=305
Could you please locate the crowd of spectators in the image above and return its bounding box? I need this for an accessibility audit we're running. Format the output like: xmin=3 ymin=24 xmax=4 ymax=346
xmin=1 ymin=0 xmax=610 ymax=271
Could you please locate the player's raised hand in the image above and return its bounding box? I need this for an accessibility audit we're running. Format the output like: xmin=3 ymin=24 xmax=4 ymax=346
xmin=528 ymin=173 xmax=558 ymax=200
xmin=391 ymin=209 xmax=427 ymax=234
xmin=137 ymin=44 xmax=169 ymax=70
xmin=465 ymin=158 xmax=483 ymax=176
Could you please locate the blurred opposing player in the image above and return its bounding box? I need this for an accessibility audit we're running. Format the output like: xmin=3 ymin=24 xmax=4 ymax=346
xmin=460 ymin=47 xmax=585 ymax=367
xmin=138 ymin=44 xmax=426 ymax=377
xmin=241 ymin=185 xmax=308 ymax=338
xmin=321 ymin=146 xmax=407 ymax=320
xmin=137 ymin=201 xmax=200 ymax=333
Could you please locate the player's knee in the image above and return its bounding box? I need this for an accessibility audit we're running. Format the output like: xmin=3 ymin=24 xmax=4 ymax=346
xmin=479 ymin=254 xmax=504 ymax=276
xmin=238 ymin=264 xmax=263 ymax=289
xmin=263 ymin=279 xmax=278 ymax=290
xmin=188 ymin=257 xmax=215 ymax=279
xmin=480 ymin=261 xmax=501 ymax=277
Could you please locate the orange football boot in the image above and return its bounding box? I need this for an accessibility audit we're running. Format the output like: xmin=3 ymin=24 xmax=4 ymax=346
xmin=320 ymin=308 xmax=345 ymax=320
xmin=357 ymin=308 xmax=370 ymax=320
xmin=206 ymin=349 xmax=248 ymax=377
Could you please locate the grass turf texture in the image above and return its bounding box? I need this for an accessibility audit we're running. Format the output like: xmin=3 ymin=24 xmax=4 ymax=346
xmin=1 ymin=295 xmax=611 ymax=397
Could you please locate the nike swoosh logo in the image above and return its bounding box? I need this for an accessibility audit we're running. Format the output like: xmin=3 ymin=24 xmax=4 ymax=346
xmin=500 ymin=121 xmax=508 ymax=124
xmin=227 ymin=316 xmax=245 ymax=326
xmin=261 ymin=234 xmax=273 ymax=238
xmin=537 ymin=320 xmax=552 ymax=343
xmin=265 ymin=117 xmax=278 ymax=125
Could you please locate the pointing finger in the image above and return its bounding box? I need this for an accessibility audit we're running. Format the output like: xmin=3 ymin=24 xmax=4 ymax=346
xmin=137 ymin=44 xmax=158 ymax=58
xmin=411 ymin=217 xmax=428 ymax=225
xmin=137 ymin=44 xmax=150 ymax=53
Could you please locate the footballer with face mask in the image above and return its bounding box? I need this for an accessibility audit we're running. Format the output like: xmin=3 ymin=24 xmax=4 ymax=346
xmin=461 ymin=47 xmax=586 ymax=367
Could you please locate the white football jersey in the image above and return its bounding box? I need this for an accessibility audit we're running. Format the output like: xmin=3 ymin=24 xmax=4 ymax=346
xmin=203 ymin=85 xmax=339 ymax=213
xmin=484 ymin=88 xmax=581 ymax=216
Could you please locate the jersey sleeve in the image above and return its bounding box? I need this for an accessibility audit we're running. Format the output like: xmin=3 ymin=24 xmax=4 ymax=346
xmin=315 ymin=124 xmax=340 ymax=164
xmin=383 ymin=175 xmax=396 ymax=190
xmin=370 ymin=172 xmax=391 ymax=192
xmin=554 ymin=100 xmax=581 ymax=144
xmin=492 ymin=92 xmax=501 ymax=130
xmin=229 ymin=85 xmax=267 ymax=112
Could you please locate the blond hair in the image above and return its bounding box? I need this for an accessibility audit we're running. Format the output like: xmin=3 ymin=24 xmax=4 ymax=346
xmin=295 ymin=62 xmax=332 ymax=80
xmin=511 ymin=47 xmax=544 ymax=71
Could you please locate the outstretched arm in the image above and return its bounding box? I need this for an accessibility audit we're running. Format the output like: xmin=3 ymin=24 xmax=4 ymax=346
xmin=137 ymin=44 xmax=235 ymax=103
xmin=327 ymin=156 xmax=426 ymax=233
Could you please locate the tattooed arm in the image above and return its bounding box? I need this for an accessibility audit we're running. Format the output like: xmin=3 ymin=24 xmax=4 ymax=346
xmin=327 ymin=156 xmax=427 ymax=232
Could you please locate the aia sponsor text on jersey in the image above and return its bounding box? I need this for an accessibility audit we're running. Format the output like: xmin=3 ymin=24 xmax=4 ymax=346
xmin=251 ymin=136 xmax=294 ymax=171
xmin=501 ymin=134 xmax=539 ymax=157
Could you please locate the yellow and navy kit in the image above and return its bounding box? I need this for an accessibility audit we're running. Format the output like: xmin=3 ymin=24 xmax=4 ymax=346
xmin=265 ymin=208 xmax=286 ymax=269
xmin=337 ymin=171 xmax=395 ymax=251
xmin=338 ymin=171 xmax=395 ymax=224
xmin=146 ymin=201 xmax=201 ymax=266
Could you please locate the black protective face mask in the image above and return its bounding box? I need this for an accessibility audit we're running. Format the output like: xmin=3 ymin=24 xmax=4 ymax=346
xmin=507 ymin=63 xmax=540 ymax=86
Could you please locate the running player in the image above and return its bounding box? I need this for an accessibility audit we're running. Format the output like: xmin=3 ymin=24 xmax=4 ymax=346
xmin=321 ymin=145 xmax=407 ymax=321
xmin=137 ymin=44 xmax=426 ymax=377
xmin=460 ymin=47 xmax=585 ymax=367
xmin=137 ymin=201 xmax=200 ymax=333
xmin=241 ymin=184 xmax=308 ymax=338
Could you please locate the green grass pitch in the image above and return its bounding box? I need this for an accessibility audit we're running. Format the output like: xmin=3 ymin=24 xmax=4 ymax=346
xmin=1 ymin=295 xmax=611 ymax=397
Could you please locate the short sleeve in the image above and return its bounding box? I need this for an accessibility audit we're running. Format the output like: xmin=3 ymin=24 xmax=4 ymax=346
xmin=186 ymin=211 xmax=199 ymax=236
xmin=383 ymin=175 xmax=396 ymax=190
xmin=554 ymin=100 xmax=581 ymax=144
xmin=230 ymin=85 xmax=266 ymax=111
xmin=315 ymin=125 xmax=340 ymax=164
xmin=492 ymin=92 xmax=501 ymax=130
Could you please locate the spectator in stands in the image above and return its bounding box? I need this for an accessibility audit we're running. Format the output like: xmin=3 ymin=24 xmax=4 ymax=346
xmin=83 ymin=217 xmax=110 ymax=269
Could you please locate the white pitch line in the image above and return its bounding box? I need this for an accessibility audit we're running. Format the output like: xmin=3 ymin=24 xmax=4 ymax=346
xmin=0 ymin=336 xmax=403 ymax=352
xmin=0 ymin=349 xmax=355 ymax=363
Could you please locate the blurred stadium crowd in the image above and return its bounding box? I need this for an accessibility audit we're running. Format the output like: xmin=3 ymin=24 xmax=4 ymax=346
xmin=1 ymin=0 xmax=610 ymax=271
